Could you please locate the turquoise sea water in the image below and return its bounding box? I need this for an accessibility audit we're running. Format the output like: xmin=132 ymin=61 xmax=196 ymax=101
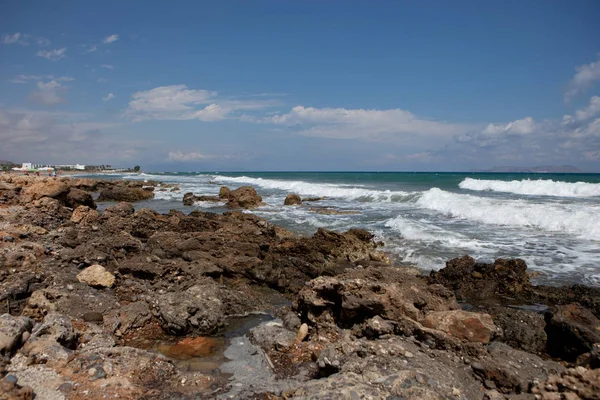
xmin=92 ymin=171 xmax=600 ymax=286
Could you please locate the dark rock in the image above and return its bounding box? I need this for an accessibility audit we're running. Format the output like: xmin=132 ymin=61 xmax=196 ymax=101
xmin=490 ymin=307 xmax=547 ymax=354
xmin=82 ymin=312 xmax=104 ymax=323
xmin=183 ymin=192 xmax=222 ymax=206
xmin=65 ymin=188 xmax=96 ymax=209
xmin=104 ymin=201 xmax=135 ymax=217
xmin=284 ymin=193 xmax=302 ymax=206
xmin=97 ymin=186 xmax=154 ymax=202
xmin=545 ymin=303 xmax=600 ymax=361
xmin=429 ymin=256 xmax=531 ymax=300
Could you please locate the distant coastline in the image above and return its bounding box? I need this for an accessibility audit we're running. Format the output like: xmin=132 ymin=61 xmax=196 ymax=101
xmin=475 ymin=165 xmax=583 ymax=173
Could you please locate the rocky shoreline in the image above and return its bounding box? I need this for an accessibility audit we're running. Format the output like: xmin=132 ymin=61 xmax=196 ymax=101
xmin=0 ymin=175 xmax=598 ymax=399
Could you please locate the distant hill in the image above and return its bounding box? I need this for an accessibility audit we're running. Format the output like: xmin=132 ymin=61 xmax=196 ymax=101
xmin=478 ymin=165 xmax=583 ymax=173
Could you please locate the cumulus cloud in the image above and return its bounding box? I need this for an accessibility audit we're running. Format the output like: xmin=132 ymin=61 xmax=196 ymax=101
xmin=260 ymin=105 xmax=468 ymax=140
xmin=565 ymin=54 xmax=600 ymax=102
xmin=0 ymin=107 xmax=138 ymax=164
xmin=36 ymin=47 xmax=67 ymax=61
xmin=126 ymin=85 xmax=276 ymax=122
xmin=28 ymin=80 xmax=67 ymax=106
xmin=103 ymin=34 xmax=119 ymax=44
xmin=574 ymin=96 xmax=600 ymax=121
xmin=481 ymin=116 xmax=535 ymax=135
xmin=102 ymin=93 xmax=115 ymax=102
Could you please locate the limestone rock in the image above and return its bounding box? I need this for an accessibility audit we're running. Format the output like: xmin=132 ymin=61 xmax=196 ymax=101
xmin=422 ymin=310 xmax=499 ymax=344
xmin=76 ymin=265 xmax=115 ymax=288
xmin=97 ymin=186 xmax=154 ymax=202
xmin=226 ymin=186 xmax=263 ymax=209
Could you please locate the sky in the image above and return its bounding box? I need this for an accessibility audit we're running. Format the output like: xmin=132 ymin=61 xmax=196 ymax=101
xmin=1 ymin=0 xmax=600 ymax=172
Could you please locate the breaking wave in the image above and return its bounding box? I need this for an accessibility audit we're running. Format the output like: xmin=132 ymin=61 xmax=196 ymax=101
xmin=459 ymin=178 xmax=600 ymax=198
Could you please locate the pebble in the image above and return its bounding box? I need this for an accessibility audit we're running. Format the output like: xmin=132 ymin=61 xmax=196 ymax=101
xmin=3 ymin=236 xmax=14 ymax=242
xmin=404 ymin=351 xmax=414 ymax=358
xmin=66 ymin=284 xmax=74 ymax=291
xmin=4 ymin=374 xmax=18 ymax=385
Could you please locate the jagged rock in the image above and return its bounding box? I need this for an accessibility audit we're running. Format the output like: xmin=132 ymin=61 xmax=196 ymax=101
xmin=284 ymin=193 xmax=302 ymax=206
xmin=226 ymin=186 xmax=263 ymax=209
xmin=97 ymin=186 xmax=154 ymax=202
xmin=472 ymin=342 xmax=564 ymax=394
xmin=218 ymin=186 xmax=230 ymax=198
xmin=0 ymin=314 xmax=33 ymax=355
xmin=76 ymin=265 xmax=115 ymax=288
xmin=103 ymin=202 xmax=135 ymax=217
xmin=70 ymin=205 xmax=99 ymax=225
xmin=22 ymin=313 xmax=76 ymax=365
xmin=429 ymin=256 xmax=531 ymax=301
xmin=183 ymin=192 xmax=221 ymax=206
xmin=422 ymin=310 xmax=499 ymax=344
xmin=249 ymin=321 xmax=297 ymax=350
xmin=531 ymin=366 xmax=600 ymax=399
xmin=151 ymin=281 xmax=247 ymax=335
xmin=545 ymin=303 xmax=600 ymax=361
xmin=20 ymin=179 xmax=69 ymax=203
xmin=65 ymin=188 xmax=96 ymax=209
xmin=490 ymin=307 xmax=547 ymax=354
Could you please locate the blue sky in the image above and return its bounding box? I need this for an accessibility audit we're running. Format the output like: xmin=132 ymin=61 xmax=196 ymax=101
xmin=1 ymin=0 xmax=600 ymax=171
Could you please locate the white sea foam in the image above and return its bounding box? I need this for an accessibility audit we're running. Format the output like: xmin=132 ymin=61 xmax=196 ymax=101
xmin=417 ymin=188 xmax=600 ymax=240
xmin=459 ymin=177 xmax=600 ymax=198
xmin=214 ymin=175 xmax=412 ymax=201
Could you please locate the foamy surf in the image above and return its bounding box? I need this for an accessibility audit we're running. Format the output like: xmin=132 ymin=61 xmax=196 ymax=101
xmin=459 ymin=177 xmax=600 ymax=198
xmin=214 ymin=175 xmax=412 ymax=202
xmin=417 ymin=188 xmax=600 ymax=240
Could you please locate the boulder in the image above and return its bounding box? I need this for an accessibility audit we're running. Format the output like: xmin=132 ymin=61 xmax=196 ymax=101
xmin=249 ymin=321 xmax=297 ymax=350
xmin=531 ymin=367 xmax=600 ymax=400
xmin=421 ymin=310 xmax=499 ymax=344
xmin=284 ymin=193 xmax=302 ymax=206
xmin=226 ymin=186 xmax=263 ymax=209
xmin=65 ymin=188 xmax=96 ymax=209
xmin=429 ymin=256 xmax=531 ymax=301
xmin=76 ymin=265 xmax=116 ymax=288
xmin=70 ymin=205 xmax=99 ymax=225
xmin=97 ymin=186 xmax=154 ymax=202
xmin=490 ymin=307 xmax=547 ymax=354
xmin=20 ymin=179 xmax=69 ymax=203
xmin=545 ymin=303 xmax=600 ymax=361
xmin=218 ymin=186 xmax=230 ymax=198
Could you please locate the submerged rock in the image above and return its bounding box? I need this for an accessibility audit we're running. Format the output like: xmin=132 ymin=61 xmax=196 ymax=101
xmin=284 ymin=193 xmax=302 ymax=206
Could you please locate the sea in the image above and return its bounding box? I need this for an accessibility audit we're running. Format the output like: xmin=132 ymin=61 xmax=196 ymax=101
xmin=91 ymin=171 xmax=600 ymax=287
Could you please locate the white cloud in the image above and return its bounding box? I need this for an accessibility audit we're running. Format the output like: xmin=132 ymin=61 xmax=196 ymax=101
xmin=565 ymin=55 xmax=600 ymax=101
xmin=574 ymin=96 xmax=600 ymax=121
xmin=167 ymin=151 xmax=214 ymax=161
xmin=10 ymin=74 xmax=74 ymax=84
xmin=28 ymin=80 xmax=66 ymax=106
xmin=101 ymin=64 xmax=114 ymax=70
xmin=261 ymin=105 xmax=468 ymax=140
xmin=102 ymin=93 xmax=115 ymax=102
xmin=126 ymin=85 xmax=276 ymax=122
xmin=36 ymin=48 xmax=67 ymax=61
xmin=85 ymin=45 xmax=98 ymax=53
xmin=103 ymin=34 xmax=119 ymax=44
xmin=481 ymin=116 xmax=535 ymax=136
xmin=2 ymin=33 xmax=50 ymax=46
xmin=2 ymin=32 xmax=25 ymax=45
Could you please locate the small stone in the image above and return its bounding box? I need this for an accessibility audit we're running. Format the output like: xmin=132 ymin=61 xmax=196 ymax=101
xmin=82 ymin=311 xmax=104 ymax=323
xmin=4 ymin=374 xmax=18 ymax=384
xmin=471 ymin=362 xmax=485 ymax=373
xmin=404 ymin=351 xmax=414 ymax=358
xmin=296 ymin=323 xmax=309 ymax=343
xmin=21 ymin=331 xmax=30 ymax=343
xmin=77 ymin=264 xmax=115 ymax=288
xmin=58 ymin=382 xmax=73 ymax=394
xmin=3 ymin=236 xmax=14 ymax=242
xmin=66 ymin=284 xmax=74 ymax=291
xmin=318 ymin=360 xmax=326 ymax=369
xmin=452 ymin=387 xmax=461 ymax=396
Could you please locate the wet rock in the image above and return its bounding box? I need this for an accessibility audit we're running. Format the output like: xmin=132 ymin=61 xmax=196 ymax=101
xmin=182 ymin=192 xmax=221 ymax=205
xmin=0 ymin=314 xmax=33 ymax=355
xmin=284 ymin=193 xmax=302 ymax=206
xmin=250 ymin=321 xmax=297 ymax=350
xmin=76 ymin=264 xmax=116 ymax=288
xmin=545 ymin=303 xmax=600 ymax=361
xmin=97 ymin=186 xmax=154 ymax=202
xmin=422 ymin=310 xmax=500 ymax=344
xmin=218 ymin=186 xmax=230 ymax=198
xmin=151 ymin=281 xmax=246 ymax=335
xmin=429 ymin=256 xmax=531 ymax=301
xmin=226 ymin=186 xmax=263 ymax=209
